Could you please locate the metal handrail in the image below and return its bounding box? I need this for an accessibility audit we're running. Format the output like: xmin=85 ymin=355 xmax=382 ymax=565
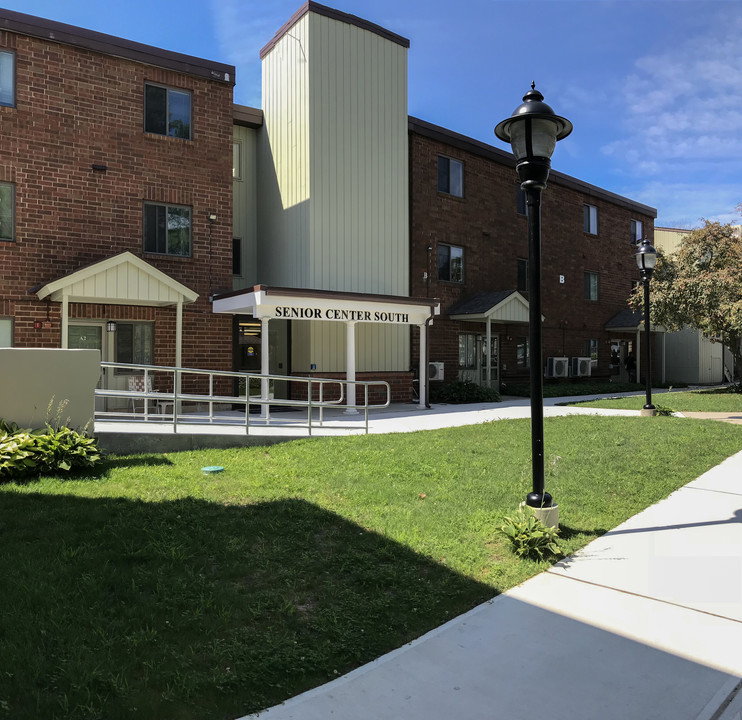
xmin=95 ymin=362 xmax=390 ymax=434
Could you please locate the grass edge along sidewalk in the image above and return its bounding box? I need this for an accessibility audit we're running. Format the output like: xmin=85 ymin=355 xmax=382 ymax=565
xmin=1 ymin=415 xmax=741 ymax=719
xmin=565 ymin=387 xmax=742 ymax=413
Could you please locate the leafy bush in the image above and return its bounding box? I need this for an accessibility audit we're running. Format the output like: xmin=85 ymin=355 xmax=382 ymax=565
xmin=0 ymin=419 xmax=101 ymax=481
xmin=430 ymin=381 xmax=500 ymax=404
xmin=653 ymin=404 xmax=675 ymax=416
xmin=499 ymin=509 xmax=562 ymax=561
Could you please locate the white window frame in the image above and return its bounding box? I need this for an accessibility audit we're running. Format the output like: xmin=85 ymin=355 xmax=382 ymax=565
xmin=233 ymin=141 xmax=242 ymax=180
xmin=143 ymin=202 xmax=192 ymax=257
xmin=631 ymin=219 xmax=643 ymax=244
xmin=0 ymin=50 xmax=15 ymax=108
xmin=583 ymin=204 xmax=598 ymax=235
xmin=144 ymin=83 xmax=192 ymax=139
xmin=438 ymin=244 xmax=464 ymax=283
xmin=437 ymin=156 xmax=463 ymax=197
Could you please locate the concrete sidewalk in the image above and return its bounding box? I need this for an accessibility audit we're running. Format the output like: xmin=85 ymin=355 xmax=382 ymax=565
xmin=242 ymin=449 xmax=742 ymax=720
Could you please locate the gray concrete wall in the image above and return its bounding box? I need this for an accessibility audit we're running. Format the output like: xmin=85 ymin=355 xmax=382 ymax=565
xmin=0 ymin=348 xmax=100 ymax=431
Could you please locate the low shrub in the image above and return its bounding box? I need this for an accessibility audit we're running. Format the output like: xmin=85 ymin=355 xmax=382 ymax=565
xmin=430 ymin=381 xmax=500 ymax=404
xmin=499 ymin=509 xmax=562 ymax=561
xmin=0 ymin=419 xmax=101 ymax=481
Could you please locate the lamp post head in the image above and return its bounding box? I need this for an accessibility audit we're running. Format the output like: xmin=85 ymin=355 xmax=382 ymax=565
xmin=495 ymin=83 xmax=572 ymax=189
xmin=635 ymin=237 xmax=657 ymax=281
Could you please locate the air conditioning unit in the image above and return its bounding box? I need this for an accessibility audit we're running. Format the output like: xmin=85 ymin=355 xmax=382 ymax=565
xmin=545 ymin=357 xmax=568 ymax=378
xmin=571 ymin=357 xmax=592 ymax=377
xmin=428 ymin=361 xmax=445 ymax=381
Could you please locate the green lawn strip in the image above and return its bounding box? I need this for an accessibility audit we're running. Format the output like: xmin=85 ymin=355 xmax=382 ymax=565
xmin=1 ymin=416 xmax=740 ymax=719
xmin=566 ymin=388 xmax=742 ymax=412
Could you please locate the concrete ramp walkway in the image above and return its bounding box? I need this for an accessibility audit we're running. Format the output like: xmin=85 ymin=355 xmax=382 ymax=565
xmin=242 ymin=450 xmax=742 ymax=720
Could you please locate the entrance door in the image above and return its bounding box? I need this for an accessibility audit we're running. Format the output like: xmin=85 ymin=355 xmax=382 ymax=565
xmin=611 ymin=340 xmax=633 ymax=382
xmin=458 ymin=333 xmax=499 ymax=388
xmin=68 ymin=323 xmax=107 ymax=412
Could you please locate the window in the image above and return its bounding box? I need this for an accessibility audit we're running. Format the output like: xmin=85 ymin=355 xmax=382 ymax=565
xmin=0 ymin=183 xmax=13 ymax=241
xmin=144 ymin=83 xmax=192 ymax=139
xmin=584 ymin=271 xmax=599 ymax=301
xmin=516 ymin=186 xmax=527 ymax=216
xmin=0 ymin=318 xmax=12 ymax=347
xmin=459 ymin=334 xmax=476 ymax=369
xmin=583 ymin=204 xmax=598 ymax=234
xmin=517 ymin=337 xmax=529 ymax=368
xmin=144 ymin=203 xmax=192 ymax=256
xmin=631 ymin=219 xmax=643 ymax=245
xmin=233 ymin=141 xmax=242 ymax=180
xmin=517 ymin=258 xmax=529 ymax=293
xmin=437 ymin=156 xmax=463 ymax=197
xmin=438 ymin=244 xmax=463 ymax=283
xmin=233 ymin=237 xmax=242 ymax=276
xmin=584 ymin=338 xmax=599 ymax=367
xmin=0 ymin=50 xmax=14 ymax=107
xmin=115 ymin=323 xmax=154 ymax=367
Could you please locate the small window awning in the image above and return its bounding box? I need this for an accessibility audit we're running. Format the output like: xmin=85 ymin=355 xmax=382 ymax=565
xmin=35 ymin=251 xmax=198 ymax=306
xmin=605 ymin=308 xmax=665 ymax=333
xmin=447 ymin=290 xmax=532 ymax=323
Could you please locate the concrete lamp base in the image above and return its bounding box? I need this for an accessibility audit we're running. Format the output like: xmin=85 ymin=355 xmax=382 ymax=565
xmin=641 ymin=408 xmax=657 ymax=417
xmin=520 ymin=502 xmax=559 ymax=530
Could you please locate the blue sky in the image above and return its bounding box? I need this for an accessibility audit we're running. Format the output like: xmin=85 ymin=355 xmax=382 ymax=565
xmin=6 ymin=0 xmax=742 ymax=229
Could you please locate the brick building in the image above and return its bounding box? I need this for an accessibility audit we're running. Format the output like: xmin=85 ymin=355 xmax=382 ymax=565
xmin=409 ymin=118 xmax=658 ymax=390
xmin=0 ymin=9 xmax=235 ymax=396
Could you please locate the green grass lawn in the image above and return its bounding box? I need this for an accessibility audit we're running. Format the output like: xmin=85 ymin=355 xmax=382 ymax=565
xmin=568 ymin=387 xmax=742 ymax=412
xmin=1 ymin=415 xmax=741 ymax=719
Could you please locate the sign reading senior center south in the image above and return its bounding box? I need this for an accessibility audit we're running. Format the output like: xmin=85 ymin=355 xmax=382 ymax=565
xmin=275 ymin=306 xmax=410 ymax=323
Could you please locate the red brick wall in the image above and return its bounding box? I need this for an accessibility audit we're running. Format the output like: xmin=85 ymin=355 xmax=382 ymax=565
xmin=410 ymin=131 xmax=655 ymax=385
xmin=0 ymin=29 xmax=233 ymax=372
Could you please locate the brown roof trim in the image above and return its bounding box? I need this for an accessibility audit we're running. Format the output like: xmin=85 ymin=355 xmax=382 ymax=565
xmin=259 ymin=2 xmax=410 ymax=60
xmin=409 ymin=116 xmax=658 ymax=219
xmin=234 ymin=104 xmax=264 ymax=128
xmin=214 ymin=284 xmax=439 ymax=309
xmin=0 ymin=8 xmax=235 ymax=84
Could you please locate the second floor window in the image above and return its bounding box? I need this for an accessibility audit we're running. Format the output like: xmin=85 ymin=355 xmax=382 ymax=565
xmin=438 ymin=244 xmax=463 ymax=283
xmin=144 ymin=83 xmax=192 ymax=139
xmin=0 ymin=183 xmax=14 ymax=241
xmin=584 ymin=271 xmax=599 ymax=301
xmin=0 ymin=50 xmax=14 ymax=107
xmin=144 ymin=203 xmax=191 ymax=257
xmin=583 ymin=204 xmax=598 ymax=234
xmin=631 ymin=219 xmax=643 ymax=245
xmin=437 ymin=156 xmax=463 ymax=197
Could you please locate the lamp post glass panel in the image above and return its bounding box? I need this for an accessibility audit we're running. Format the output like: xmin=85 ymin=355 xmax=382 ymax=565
xmin=495 ymin=84 xmax=572 ymax=509
xmin=635 ymin=238 xmax=657 ymax=411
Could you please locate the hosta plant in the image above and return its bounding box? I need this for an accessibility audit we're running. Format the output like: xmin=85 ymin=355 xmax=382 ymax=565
xmin=499 ymin=509 xmax=563 ymax=561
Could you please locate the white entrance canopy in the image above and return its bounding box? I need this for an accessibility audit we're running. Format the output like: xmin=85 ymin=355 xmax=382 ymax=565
xmin=35 ymin=251 xmax=198 ymax=367
xmin=213 ymin=285 xmax=440 ymax=410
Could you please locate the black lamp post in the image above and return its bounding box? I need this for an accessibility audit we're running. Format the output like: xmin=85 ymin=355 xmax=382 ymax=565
xmin=635 ymin=237 xmax=657 ymax=413
xmin=495 ymin=84 xmax=572 ymax=509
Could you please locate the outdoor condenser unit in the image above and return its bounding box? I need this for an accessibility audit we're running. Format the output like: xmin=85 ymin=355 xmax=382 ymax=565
xmin=571 ymin=357 xmax=592 ymax=377
xmin=428 ymin=362 xmax=444 ymax=381
xmin=545 ymin=357 xmax=569 ymax=378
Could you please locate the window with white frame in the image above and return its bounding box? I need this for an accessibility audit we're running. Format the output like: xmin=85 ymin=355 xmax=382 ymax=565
xmin=0 ymin=183 xmax=13 ymax=241
xmin=144 ymin=83 xmax=192 ymax=139
xmin=0 ymin=50 xmax=14 ymax=107
xmin=584 ymin=271 xmax=599 ymax=301
xmin=583 ymin=204 xmax=598 ymax=234
xmin=584 ymin=338 xmax=599 ymax=367
xmin=143 ymin=202 xmax=192 ymax=256
xmin=517 ymin=337 xmax=529 ymax=368
xmin=438 ymin=244 xmax=463 ymax=283
xmin=631 ymin=219 xmax=643 ymax=245
xmin=437 ymin=156 xmax=463 ymax=197
xmin=0 ymin=317 xmax=12 ymax=347
xmin=115 ymin=323 xmax=154 ymax=367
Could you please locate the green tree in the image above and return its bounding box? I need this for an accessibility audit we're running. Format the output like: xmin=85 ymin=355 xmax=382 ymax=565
xmin=630 ymin=217 xmax=742 ymax=379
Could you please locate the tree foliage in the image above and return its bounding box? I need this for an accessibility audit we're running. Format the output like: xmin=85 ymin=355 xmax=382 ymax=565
xmin=629 ymin=217 xmax=742 ymax=378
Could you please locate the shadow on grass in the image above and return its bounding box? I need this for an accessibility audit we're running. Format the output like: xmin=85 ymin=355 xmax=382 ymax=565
xmin=0 ymin=492 xmax=492 ymax=720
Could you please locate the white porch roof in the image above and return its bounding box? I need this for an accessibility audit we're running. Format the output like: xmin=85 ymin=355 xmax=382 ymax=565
xmin=35 ymin=251 xmax=198 ymax=306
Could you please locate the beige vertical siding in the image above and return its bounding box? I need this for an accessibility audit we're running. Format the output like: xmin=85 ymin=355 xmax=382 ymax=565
xmin=233 ymin=125 xmax=259 ymax=289
xmin=259 ymin=9 xmax=410 ymax=373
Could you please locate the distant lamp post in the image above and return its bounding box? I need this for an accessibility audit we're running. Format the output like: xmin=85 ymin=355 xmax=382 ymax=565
xmin=635 ymin=237 xmax=657 ymax=414
xmin=495 ymin=84 xmax=572 ymax=514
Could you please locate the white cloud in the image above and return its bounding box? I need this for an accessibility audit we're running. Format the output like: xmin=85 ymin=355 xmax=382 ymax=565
xmin=602 ymin=11 xmax=742 ymax=183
